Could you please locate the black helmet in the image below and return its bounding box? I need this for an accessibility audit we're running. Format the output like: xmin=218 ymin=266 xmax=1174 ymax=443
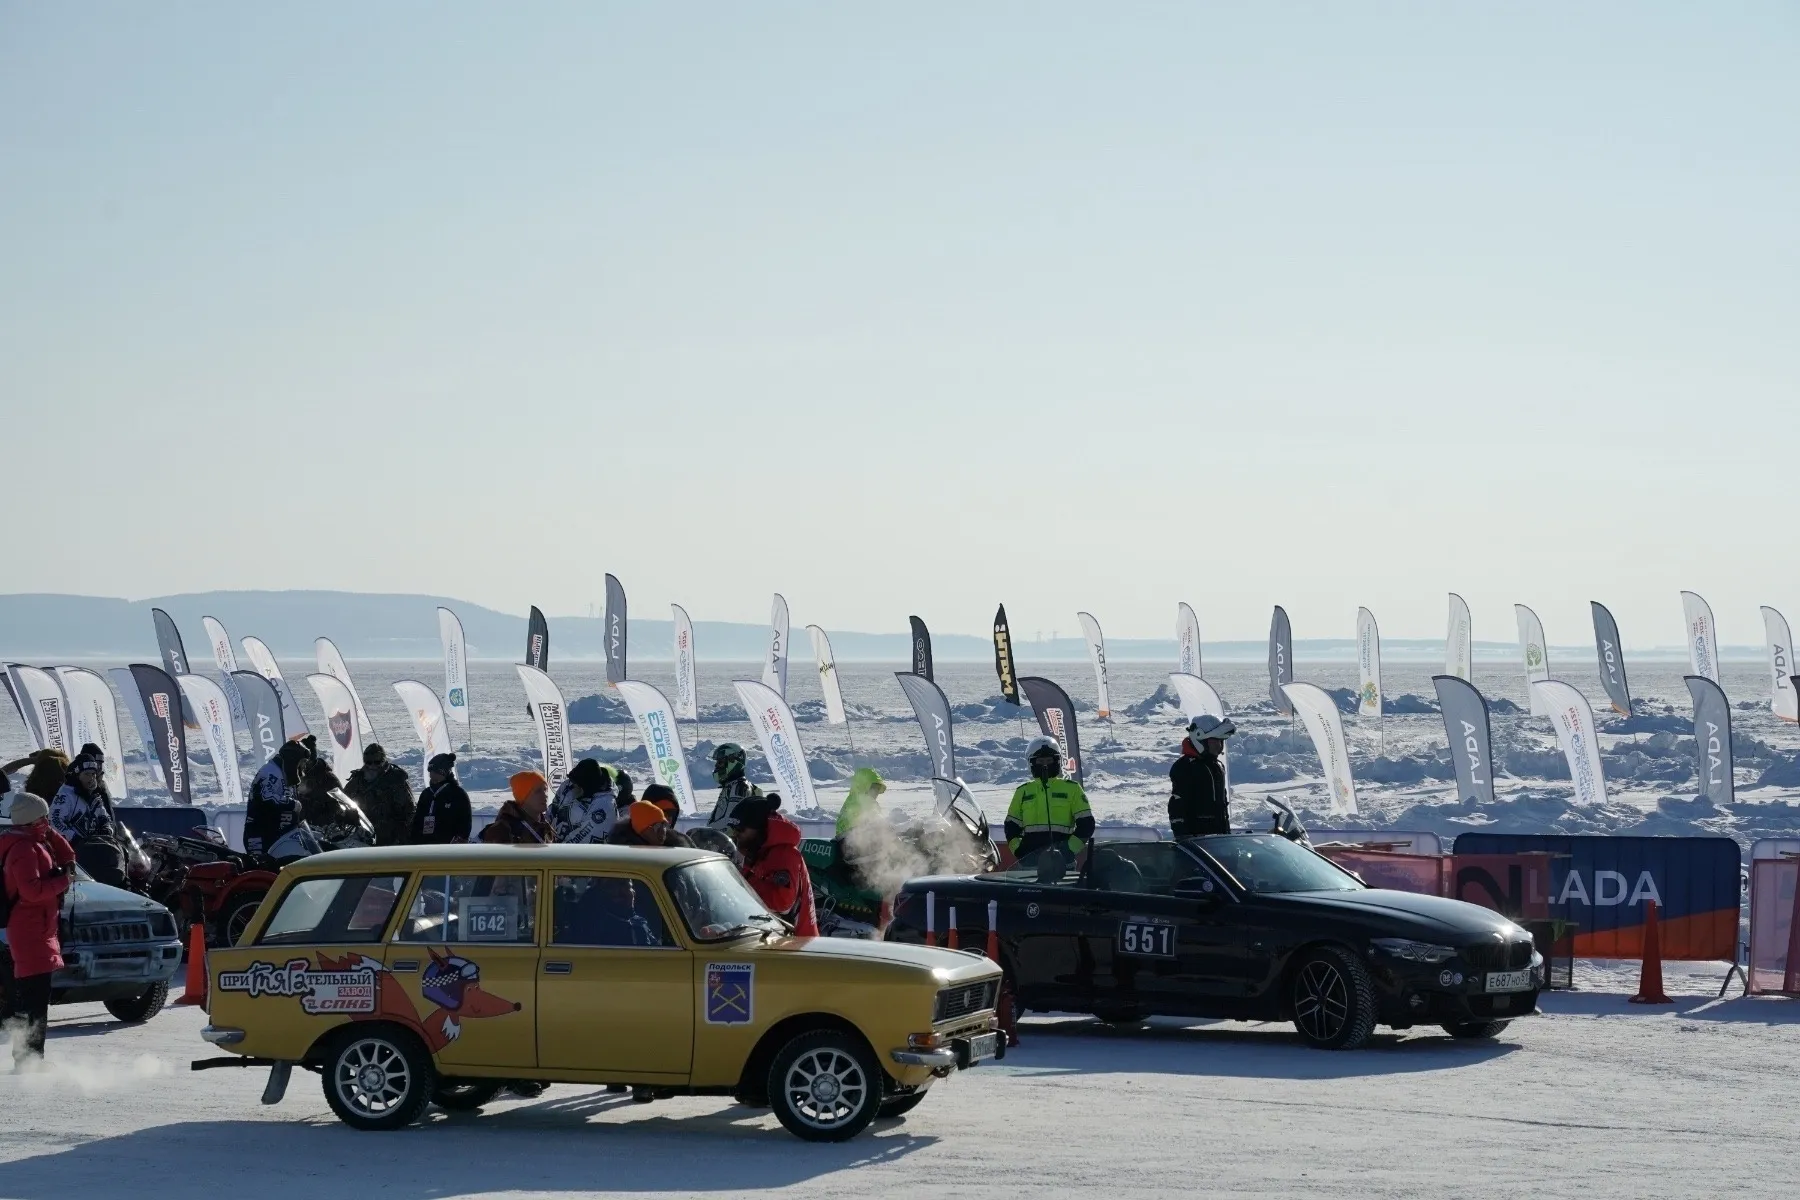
xmin=712 ymin=743 xmax=746 ymax=785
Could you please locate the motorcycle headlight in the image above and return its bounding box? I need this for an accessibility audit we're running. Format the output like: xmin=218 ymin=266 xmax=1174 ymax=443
xmin=1372 ymin=937 xmax=1458 ymax=964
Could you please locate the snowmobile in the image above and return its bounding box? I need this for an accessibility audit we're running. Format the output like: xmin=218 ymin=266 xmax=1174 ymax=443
xmin=803 ymin=778 xmax=999 ymax=938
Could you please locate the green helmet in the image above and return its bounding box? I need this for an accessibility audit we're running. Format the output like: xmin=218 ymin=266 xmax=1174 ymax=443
xmin=712 ymin=743 xmax=747 ymax=785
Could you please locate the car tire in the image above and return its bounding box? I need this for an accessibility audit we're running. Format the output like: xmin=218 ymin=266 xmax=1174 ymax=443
xmin=322 ymin=1026 xmax=437 ymax=1131
xmin=1289 ymin=946 xmax=1377 ymax=1051
xmin=431 ymin=1079 xmax=504 ymax=1111
xmin=1442 ymin=1020 xmax=1512 ymax=1040
xmin=216 ymin=891 xmax=267 ymax=948
xmin=104 ymin=981 xmax=169 ymax=1024
xmin=766 ymin=1029 xmax=881 ymax=1142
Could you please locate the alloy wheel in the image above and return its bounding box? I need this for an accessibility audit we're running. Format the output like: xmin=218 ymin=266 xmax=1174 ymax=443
xmin=1294 ymin=959 xmax=1349 ymax=1042
xmin=782 ymin=1047 xmax=869 ymax=1131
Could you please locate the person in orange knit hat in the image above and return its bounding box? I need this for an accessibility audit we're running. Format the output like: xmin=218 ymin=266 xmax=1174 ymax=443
xmin=480 ymin=770 xmax=554 ymax=844
xmin=607 ymin=798 xmax=692 ymax=848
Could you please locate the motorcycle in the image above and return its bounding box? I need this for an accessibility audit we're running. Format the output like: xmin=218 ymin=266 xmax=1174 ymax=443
xmin=803 ymin=777 xmax=999 ymax=939
xmin=160 ymin=787 xmax=376 ymax=947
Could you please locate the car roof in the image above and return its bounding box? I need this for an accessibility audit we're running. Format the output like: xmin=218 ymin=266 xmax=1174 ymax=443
xmin=278 ymin=843 xmax=723 ymax=876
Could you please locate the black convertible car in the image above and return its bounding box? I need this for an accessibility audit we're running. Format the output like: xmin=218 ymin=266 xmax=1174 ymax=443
xmin=884 ymin=833 xmax=1543 ymax=1049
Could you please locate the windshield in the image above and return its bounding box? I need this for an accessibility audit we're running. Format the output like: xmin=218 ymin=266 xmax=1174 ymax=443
xmin=665 ymin=859 xmax=780 ymax=941
xmin=1198 ymin=834 xmax=1361 ymax=894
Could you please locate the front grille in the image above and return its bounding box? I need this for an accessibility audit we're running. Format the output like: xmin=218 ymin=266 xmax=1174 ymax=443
xmin=72 ymin=921 xmax=153 ymax=946
xmin=934 ymin=980 xmax=998 ymax=1024
xmin=1463 ymin=937 xmax=1535 ymax=972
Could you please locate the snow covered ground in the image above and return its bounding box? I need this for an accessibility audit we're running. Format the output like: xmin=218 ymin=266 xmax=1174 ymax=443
xmin=4 ymin=961 xmax=1796 ymax=1199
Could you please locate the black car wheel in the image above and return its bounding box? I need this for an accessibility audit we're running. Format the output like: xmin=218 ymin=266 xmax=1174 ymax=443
xmin=431 ymin=1080 xmax=504 ymax=1111
xmin=104 ymin=981 xmax=169 ymax=1024
xmin=322 ymin=1027 xmax=436 ymax=1131
xmin=1289 ymin=946 xmax=1376 ymax=1050
xmin=1442 ymin=1020 xmax=1511 ymax=1040
xmin=217 ymin=891 xmax=267 ymax=948
xmin=766 ymin=1030 xmax=880 ymax=1142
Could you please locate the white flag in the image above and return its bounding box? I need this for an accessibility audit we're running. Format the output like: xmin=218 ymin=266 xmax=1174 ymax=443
xmin=179 ymin=673 xmax=244 ymax=802
xmin=515 ymin=664 xmax=572 ymax=789
xmin=6 ymin=664 xmax=69 ymax=753
xmin=1680 ymin=591 xmax=1720 ymax=685
xmin=1282 ymin=681 xmax=1358 ymax=815
xmin=315 ymin=636 xmax=374 ymax=738
xmin=762 ymin=594 xmax=790 ymax=698
xmin=671 ymin=603 xmax=698 ymax=721
xmin=732 ymin=679 xmax=819 ymax=812
xmin=54 ymin=666 xmax=128 ymax=797
xmin=616 ymin=680 xmax=699 ymax=814
xmin=242 ymin=635 xmax=310 ymax=737
xmin=201 ymin=615 xmax=248 ymax=733
xmin=1077 ymin=611 xmax=1112 ymax=720
xmin=808 ymin=625 xmax=847 ymax=725
xmin=1446 ymin=593 xmax=1473 ymax=681
xmin=1530 ymin=679 xmax=1608 ymax=805
xmin=1514 ymin=604 xmax=1551 ymax=716
xmin=1761 ymin=606 xmax=1797 ymax=723
xmin=1176 ymin=603 xmax=1202 ymax=676
xmin=1355 ymin=607 xmax=1382 ymax=718
xmin=306 ymin=672 xmax=365 ymax=779
xmin=437 ymin=607 xmax=471 ymax=749
xmin=392 ymin=680 xmax=453 ymax=765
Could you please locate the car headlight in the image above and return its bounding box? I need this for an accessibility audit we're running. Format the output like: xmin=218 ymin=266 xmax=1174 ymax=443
xmin=1372 ymin=937 xmax=1458 ymax=964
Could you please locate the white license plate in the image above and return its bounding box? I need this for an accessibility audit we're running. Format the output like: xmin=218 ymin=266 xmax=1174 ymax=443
xmin=959 ymin=1033 xmax=999 ymax=1066
xmin=1485 ymin=969 xmax=1533 ymax=993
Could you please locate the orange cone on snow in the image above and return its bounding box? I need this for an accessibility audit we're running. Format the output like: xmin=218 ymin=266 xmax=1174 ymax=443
xmin=174 ymin=922 xmax=208 ymax=1007
xmin=1629 ymin=899 xmax=1673 ymax=1005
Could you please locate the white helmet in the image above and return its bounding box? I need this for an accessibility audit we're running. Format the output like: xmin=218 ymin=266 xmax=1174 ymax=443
xmin=1024 ymin=736 xmax=1062 ymax=762
xmin=1186 ymin=714 xmax=1236 ymax=741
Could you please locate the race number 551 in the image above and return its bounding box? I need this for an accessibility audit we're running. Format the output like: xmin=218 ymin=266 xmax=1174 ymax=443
xmin=1118 ymin=920 xmax=1174 ymax=958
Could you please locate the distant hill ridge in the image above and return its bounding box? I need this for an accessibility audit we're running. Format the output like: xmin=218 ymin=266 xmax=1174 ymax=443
xmin=0 ymin=591 xmax=1745 ymax=662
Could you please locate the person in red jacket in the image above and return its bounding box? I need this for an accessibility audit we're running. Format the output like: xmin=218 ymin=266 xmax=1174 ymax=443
xmin=726 ymin=793 xmax=818 ymax=937
xmin=2 ymin=792 xmax=77 ymax=1066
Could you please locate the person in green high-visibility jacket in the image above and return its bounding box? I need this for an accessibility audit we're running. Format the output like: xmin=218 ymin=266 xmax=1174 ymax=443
xmin=835 ymin=767 xmax=887 ymax=839
xmin=1004 ymin=737 xmax=1094 ymax=861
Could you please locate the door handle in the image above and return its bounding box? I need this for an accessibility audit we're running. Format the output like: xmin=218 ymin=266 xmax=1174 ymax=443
xmin=543 ymin=961 xmax=573 ymax=975
xmin=391 ymin=960 xmax=419 ymax=973
xmin=1081 ymin=905 xmax=1111 ymax=915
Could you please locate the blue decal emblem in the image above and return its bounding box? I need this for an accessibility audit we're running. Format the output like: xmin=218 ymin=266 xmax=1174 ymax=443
xmin=705 ymin=963 xmax=754 ymax=1025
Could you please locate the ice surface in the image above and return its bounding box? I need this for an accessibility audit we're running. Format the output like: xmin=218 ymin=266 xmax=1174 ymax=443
xmin=3 ymin=963 xmax=1797 ymax=1198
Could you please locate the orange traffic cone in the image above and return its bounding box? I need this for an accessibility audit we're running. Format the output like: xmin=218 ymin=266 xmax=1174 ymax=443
xmin=947 ymin=906 xmax=959 ymax=951
xmin=1629 ymin=899 xmax=1673 ymax=1005
xmin=173 ymin=921 xmax=208 ymax=1007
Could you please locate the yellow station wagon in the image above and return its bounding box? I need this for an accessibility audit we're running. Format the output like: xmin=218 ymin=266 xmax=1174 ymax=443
xmin=193 ymin=844 xmax=1001 ymax=1140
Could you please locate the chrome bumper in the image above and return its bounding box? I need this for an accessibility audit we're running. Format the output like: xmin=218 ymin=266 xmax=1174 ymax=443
xmin=889 ymin=1047 xmax=957 ymax=1068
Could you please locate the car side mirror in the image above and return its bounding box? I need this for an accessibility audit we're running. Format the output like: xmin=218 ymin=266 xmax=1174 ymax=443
xmin=1173 ymin=877 xmax=1221 ymax=903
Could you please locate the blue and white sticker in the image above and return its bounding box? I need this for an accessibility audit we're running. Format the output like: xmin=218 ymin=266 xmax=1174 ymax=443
xmin=705 ymin=962 xmax=754 ymax=1025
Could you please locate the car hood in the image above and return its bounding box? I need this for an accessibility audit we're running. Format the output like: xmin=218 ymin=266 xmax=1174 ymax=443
xmin=66 ymin=878 xmax=172 ymax=920
xmin=762 ymin=934 xmax=998 ymax=981
xmin=1264 ymin=888 xmax=1522 ymax=939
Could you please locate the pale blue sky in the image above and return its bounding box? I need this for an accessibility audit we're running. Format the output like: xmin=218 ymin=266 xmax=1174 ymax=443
xmin=1 ymin=3 xmax=1794 ymax=650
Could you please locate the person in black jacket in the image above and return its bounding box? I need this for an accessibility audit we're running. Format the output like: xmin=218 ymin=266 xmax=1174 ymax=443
xmin=344 ymin=744 xmax=415 ymax=846
xmin=1169 ymin=715 xmax=1235 ymax=837
xmin=409 ymin=753 xmax=472 ymax=844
